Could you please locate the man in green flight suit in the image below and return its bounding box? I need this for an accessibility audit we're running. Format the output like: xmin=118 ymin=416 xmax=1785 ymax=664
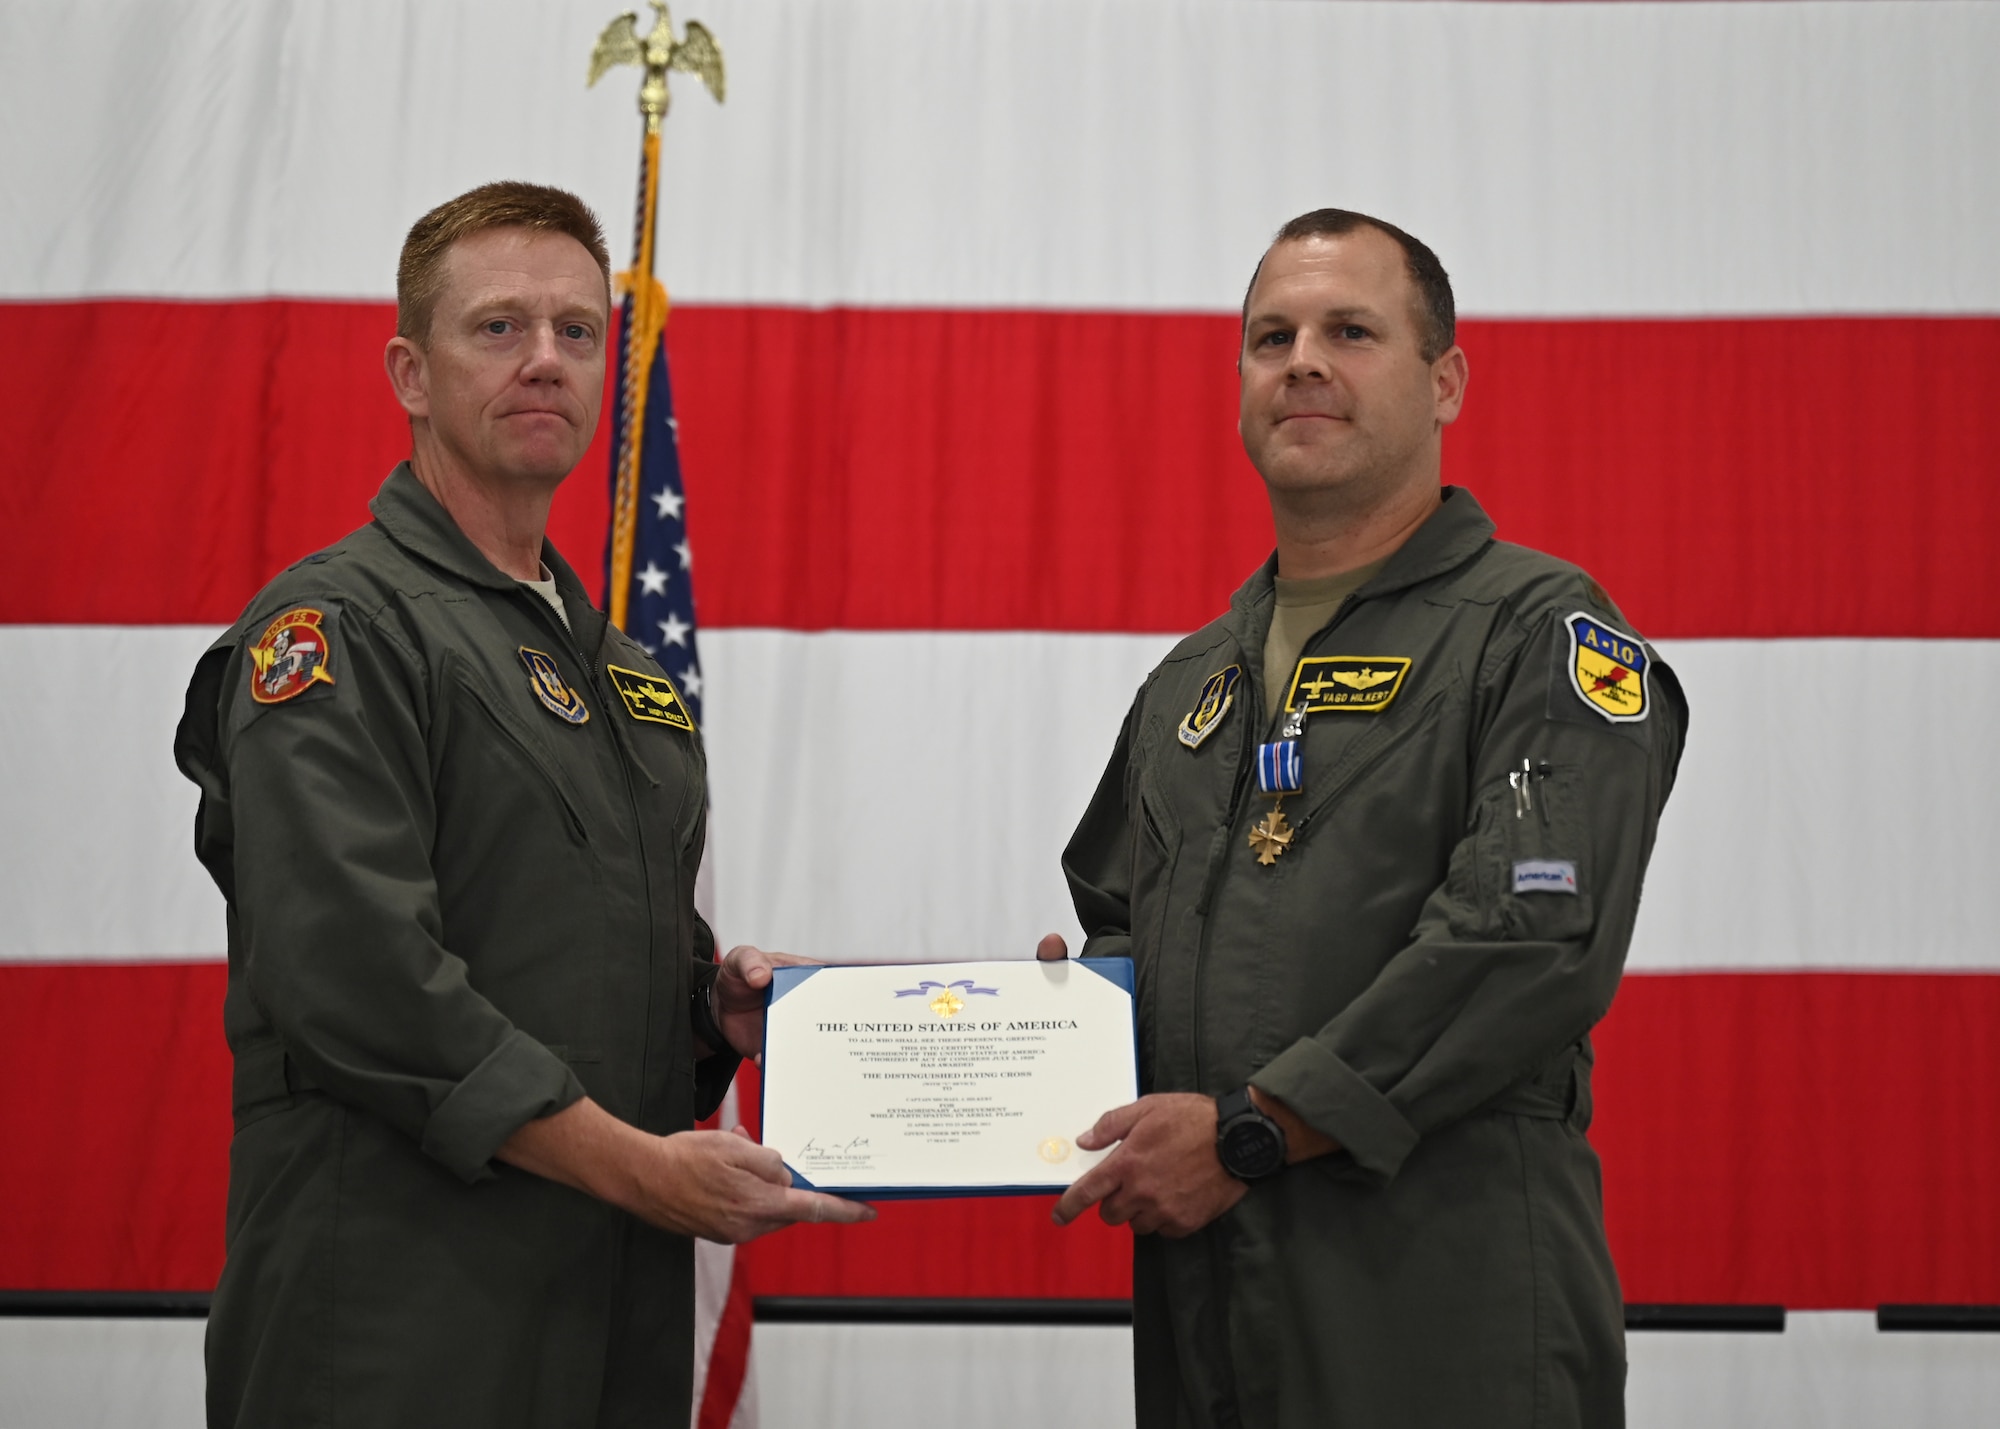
xmin=175 ymin=182 xmax=870 ymax=1429
xmin=1040 ymin=210 xmax=1687 ymax=1427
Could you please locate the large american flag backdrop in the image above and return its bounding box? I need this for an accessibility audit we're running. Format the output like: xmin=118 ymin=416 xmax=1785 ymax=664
xmin=3 ymin=0 xmax=1996 ymax=1416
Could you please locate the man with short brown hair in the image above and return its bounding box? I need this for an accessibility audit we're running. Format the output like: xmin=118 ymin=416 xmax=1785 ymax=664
xmin=177 ymin=181 xmax=868 ymax=1428
xmin=1045 ymin=210 xmax=1686 ymax=1426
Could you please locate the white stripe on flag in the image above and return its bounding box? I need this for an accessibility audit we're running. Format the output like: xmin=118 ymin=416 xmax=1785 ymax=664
xmin=3 ymin=1 xmax=1994 ymax=314
xmin=5 ymin=628 xmax=1997 ymax=973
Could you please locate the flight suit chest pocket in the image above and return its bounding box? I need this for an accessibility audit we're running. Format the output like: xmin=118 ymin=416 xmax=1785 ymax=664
xmin=433 ymin=661 xmax=611 ymax=1059
xmin=1455 ymin=762 xmax=1596 ymax=943
xmin=597 ymin=657 xmax=706 ymax=847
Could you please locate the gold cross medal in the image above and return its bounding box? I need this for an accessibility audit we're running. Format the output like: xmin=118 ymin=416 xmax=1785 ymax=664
xmin=1248 ymin=711 xmax=1306 ymax=866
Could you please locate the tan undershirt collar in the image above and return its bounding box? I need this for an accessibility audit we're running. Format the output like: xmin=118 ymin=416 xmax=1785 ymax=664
xmin=1262 ymin=559 xmax=1388 ymax=716
xmin=518 ymin=563 xmax=572 ymax=634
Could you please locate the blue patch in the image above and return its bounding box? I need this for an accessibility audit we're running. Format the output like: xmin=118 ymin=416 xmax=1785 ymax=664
xmin=519 ymin=647 xmax=589 ymax=724
xmin=1178 ymin=665 xmax=1241 ymax=750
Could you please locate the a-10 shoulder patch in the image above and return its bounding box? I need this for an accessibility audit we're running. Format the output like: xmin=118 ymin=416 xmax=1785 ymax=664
xmin=1565 ymin=612 xmax=1649 ymax=723
xmin=607 ymin=663 xmax=695 ymax=730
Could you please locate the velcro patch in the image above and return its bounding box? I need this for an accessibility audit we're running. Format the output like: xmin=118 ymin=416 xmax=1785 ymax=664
xmin=1566 ymin=612 xmax=1649 ymax=723
xmin=248 ymin=607 xmax=336 ymax=705
xmin=519 ymin=648 xmax=590 ymax=724
xmin=607 ymin=664 xmax=694 ymax=730
xmin=1178 ymin=665 xmax=1240 ymax=750
xmin=1513 ymin=859 xmax=1578 ymax=895
xmin=1286 ymin=656 xmax=1412 ymax=714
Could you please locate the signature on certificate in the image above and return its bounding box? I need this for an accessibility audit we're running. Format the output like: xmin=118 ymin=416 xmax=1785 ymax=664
xmin=798 ymin=1135 xmax=874 ymax=1162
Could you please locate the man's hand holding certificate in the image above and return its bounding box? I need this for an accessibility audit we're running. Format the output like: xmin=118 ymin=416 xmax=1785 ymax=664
xmin=760 ymin=957 xmax=1139 ymax=1197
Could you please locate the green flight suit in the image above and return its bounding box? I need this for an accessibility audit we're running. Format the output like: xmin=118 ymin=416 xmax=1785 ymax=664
xmin=174 ymin=465 xmax=737 ymax=1429
xmin=1063 ymin=488 xmax=1687 ymax=1429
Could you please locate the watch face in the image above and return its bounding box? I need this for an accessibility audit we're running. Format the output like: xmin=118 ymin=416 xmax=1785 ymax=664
xmin=1221 ymin=1117 xmax=1285 ymax=1179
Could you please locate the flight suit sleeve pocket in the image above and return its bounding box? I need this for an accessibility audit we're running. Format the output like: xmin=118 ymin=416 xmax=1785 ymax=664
xmin=1453 ymin=768 xmax=1596 ymax=943
xmin=1131 ymin=774 xmax=1182 ymax=961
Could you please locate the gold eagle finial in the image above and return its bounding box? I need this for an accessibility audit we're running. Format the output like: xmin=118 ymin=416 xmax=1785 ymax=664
xmin=589 ymin=2 xmax=725 ymax=132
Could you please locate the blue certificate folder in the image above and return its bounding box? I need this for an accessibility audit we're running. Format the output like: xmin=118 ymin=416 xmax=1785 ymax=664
xmin=759 ymin=957 xmax=1137 ymax=1201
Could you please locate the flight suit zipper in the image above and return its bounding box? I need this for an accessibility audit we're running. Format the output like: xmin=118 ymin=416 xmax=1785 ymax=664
xmin=1186 ymin=588 xmax=1363 ymax=1091
xmin=523 ymin=590 xmax=666 ymax=1125
xmin=1176 ymin=584 xmax=1384 ymax=1088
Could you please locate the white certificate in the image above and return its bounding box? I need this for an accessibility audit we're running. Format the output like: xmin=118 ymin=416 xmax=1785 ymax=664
xmin=760 ymin=958 xmax=1138 ymax=1197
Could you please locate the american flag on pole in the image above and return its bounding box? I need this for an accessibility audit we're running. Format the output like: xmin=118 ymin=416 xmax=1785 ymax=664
xmin=599 ymin=50 xmax=752 ymax=1428
xmin=604 ymin=200 xmax=757 ymax=1429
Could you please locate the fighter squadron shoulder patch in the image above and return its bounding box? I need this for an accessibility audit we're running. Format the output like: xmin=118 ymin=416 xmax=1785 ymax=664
xmin=1178 ymin=665 xmax=1241 ymax=750
xmin=1565 ymin=612 xmax=1649 ymax=723
xmin=607 ymin=663 xmax=694 ymax=730
xmin=1286 ymin=656 xmax=1412 ymax=714
xmin=519 ymin=648 xmax=590 ymax=725
xmin=248 ymin=607 xmax=336 ymax=705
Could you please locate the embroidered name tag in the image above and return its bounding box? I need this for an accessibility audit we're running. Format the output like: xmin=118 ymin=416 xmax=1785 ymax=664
xmin=1286 ymin=656 xmax=1412 ymax=714
xmin=607 ymin=664 xmax=694 ymax=730
xmin=1513 ymin=859 xmax=1578 ymax=895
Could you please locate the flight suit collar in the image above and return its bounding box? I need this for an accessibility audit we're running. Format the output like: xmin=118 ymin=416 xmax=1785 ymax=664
xmin=1219 ymin=486 xmax=1497 ymax=697
xmin=1225 ymin=484 xmax=1497 ymax=623
xmin=370 ymin=463 xmax=523 ymax=592
xmin=369 ymin=463 xmax=610 ymax=654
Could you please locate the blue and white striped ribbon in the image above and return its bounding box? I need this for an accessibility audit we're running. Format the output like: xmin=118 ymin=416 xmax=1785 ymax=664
xmin=1256 ymin=739 xmax=1302 ymax=795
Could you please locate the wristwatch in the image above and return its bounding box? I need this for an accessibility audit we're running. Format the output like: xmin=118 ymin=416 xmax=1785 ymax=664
xmin=1214 ymin=1086 xmax=1288 ymax=1181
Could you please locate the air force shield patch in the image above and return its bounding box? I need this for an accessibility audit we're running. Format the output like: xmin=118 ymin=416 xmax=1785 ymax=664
xmin=519 ymin=648 xmax=590 ymax=724
xmin=1566 ymin=612 xmax=1649 ymax=723
xmin=1178 ymin=666 xmax=1240 ymax=750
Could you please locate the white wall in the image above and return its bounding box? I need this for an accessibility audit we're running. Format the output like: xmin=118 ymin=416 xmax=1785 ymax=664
xmin=5 ymin=1315 xmax=1997 ymax=1429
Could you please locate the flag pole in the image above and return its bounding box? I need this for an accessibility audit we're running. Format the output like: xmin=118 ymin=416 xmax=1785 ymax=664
xmin=590 ymin=2 xmax=725 ymax=631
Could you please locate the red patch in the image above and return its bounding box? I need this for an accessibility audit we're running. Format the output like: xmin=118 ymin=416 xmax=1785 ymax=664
xmin=248 ymin=607 xmax=335 ymax=704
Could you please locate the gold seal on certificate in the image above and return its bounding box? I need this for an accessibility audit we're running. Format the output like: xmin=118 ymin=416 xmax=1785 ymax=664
xmin=760 ymin=958 xmax=1138 ymax=1197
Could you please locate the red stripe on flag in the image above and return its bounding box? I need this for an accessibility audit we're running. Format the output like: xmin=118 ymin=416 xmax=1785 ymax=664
xmin=3 ymin=964 xmax=1996 ymax=1304
xmin=1594 ymin=970 xmax=2000 ymax=1309
xmin=696 ymin=1257 xmax=756 ymax=1429
xmin=4 ymin=302 xmax=1996 ymax=636
xmin=0 ymin=963 xmax=229 ymax=1291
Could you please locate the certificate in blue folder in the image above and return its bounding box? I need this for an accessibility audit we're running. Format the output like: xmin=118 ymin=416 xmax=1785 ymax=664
xmin=760 ymin=957 xmax=1138 ymax=1199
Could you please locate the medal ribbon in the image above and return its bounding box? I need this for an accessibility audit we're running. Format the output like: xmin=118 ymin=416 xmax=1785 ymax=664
xmin=1255 ymin=739 xmax=1303 ymax=795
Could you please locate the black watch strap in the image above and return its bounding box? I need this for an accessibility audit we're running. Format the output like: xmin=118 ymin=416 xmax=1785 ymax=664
xmin=1215 ymin=1085 xmax=1288 ymax=1181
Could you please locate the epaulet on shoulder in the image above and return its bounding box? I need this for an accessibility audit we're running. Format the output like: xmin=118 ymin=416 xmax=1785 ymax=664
xmin=1480 ymin=540 xmax=1642 ymax=639
xmin=1157 ymin=617 xmax=1236 ymax=670
xmin=232 ymin=533 xmax=379 ymax=634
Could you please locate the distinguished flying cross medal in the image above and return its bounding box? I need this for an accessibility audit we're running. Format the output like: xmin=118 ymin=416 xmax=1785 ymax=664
xmin=1179 ymin=666 xmax=1241 ymax=750
xmin=606 ymin=663 xmax=695 ymax=729
xmin=248 ymin=607 xmax=335 ymax=704
xmin=1247 ymin=687 xmax=1312 ymax=865
xmin=518 ymin=648 xmax=590 ymax=724
xmin=1565 ymin=612 xmax=1650 ymax=723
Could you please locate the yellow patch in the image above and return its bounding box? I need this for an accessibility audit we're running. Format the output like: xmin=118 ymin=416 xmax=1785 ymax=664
xmin=1285 ymin=656 xmax=1412 ymax=714
xmin=1566 ymin=613 xmax=1649 ymax=723
xmin=606 ymin=663 xmax=694 ymax=730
